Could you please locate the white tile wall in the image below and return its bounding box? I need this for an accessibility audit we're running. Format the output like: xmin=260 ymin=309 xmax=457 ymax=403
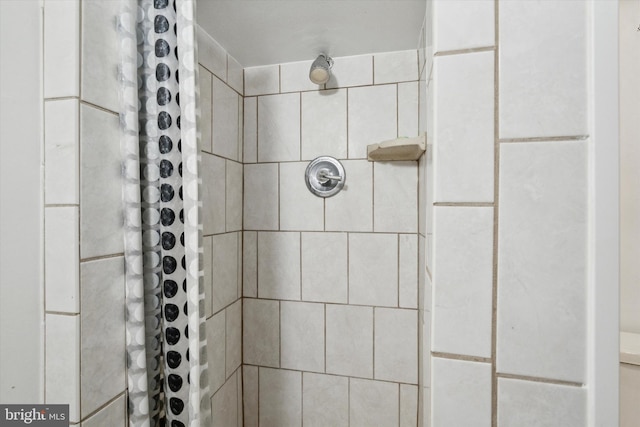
xmin=79 ymin=105 xmax=123 ymax=259
xmin=280 ymin=162 xmax=324 ymax=231
xmin=243 ymin=299 xmax=280 ymax=367
xmin=44 ymin=0 xmax=79 ymax=98
xmin=375 ymin=308 xmax=418 ymax=384
xmin=433 ymin=0 xmax=495 ymax=53
xmin=350 ymin=378 xmax=399 ymax=427
xmin=213 ymin=76 xmax=241 ymax=161
xmin=432 ymin=206 xmax=494 ymax=358
xmin=326 ymin=305 xmax=373 ymax=378
xmin=225 ymin=160 xmax=243 ymax=231
xmin=197 ymin=26 xmax=227 ymax=81
xmin=212 ymin=370 xmax=239 ymax=427
xmin=258 ymin=93 xmax=301 ymax=162
xmin=226 ymin=300 xmax=242 ymax=377
xmin=243 ymin=231 xmax=258 ymax=297
xmin=45 ymin=207 xmax=79 ymax=313
xmin=259 ymin=368 xmax=302 ymax=427
xmin=325 ymin=160 xmax=373 ymax=232
xmin=245 ymin=65 xmax=280 ymax=96
xmin=81 ymin=394 xmax=126 ymax=427
xmin=45 ymin=314 xmax=80 ymax=423
xmin=499 ymin=1 xmax=587 ymax=138
xmin=348 ymin=84 xmax=397 ymax=159
xmin=200 ymin=66 xmax=213 ymax=153
xmin=400 ymin=384 xmax=418 ymax=427
xmin=207 ymin=311 xmax=226 ymax=393
xmin=398 ymin=81 xmax=420 ymax=138
xmin=280 ymin=301 xmax=325 ymax=372
xmin=374 ymin=161 xmax=418 ymax=233
xmin=201 ymin=153 xmax=226 ymax=235
xmin=498 ymin=378 xmax=586 ymax=426
xmin=243 ymin=97 xmax=258 ymax=163
xmin=80 ymin=257 xmax=125 ymax=417
xmin=326 ymin=54 xmax=373 ymax=89
xmin=301 ymin=89 xmax=348 ymax=160
xmin=301 ymin=232 xmax=348 ymax=303
xmin=257 ymin=232 xmax=301 ymax=300
xmin=399 ymin=234 xmax=418 ymax=309
xmin=374 ymin=50 xmax=419 ymax=85
xmin=432 ymin=358 xmax=492 ymax=427
xmin=349 ymin=233 xmax=398 ymax=307
xmin=227 ymin=55 xmax=244 ymax=94
xmin=81 ymin=1 xmax=119 ymax=112
xmin=303 ymin=373 xmax=349 ymax=427
xmin=281 ymin=59 xmax=322 ymax=92
xmin=243 ymin=365 xmax=259 ymax=427
xmin=44 ymin=99 xmax=79 ymax=204
xmin=433 ymin=51 xmax=494 ymax=202
xmin=244 ymin=163 xmax=279 ymax=230
xmin=212 ymin=233 xmax=240 ymax=312
xmin=497 ymin=142 xmax=587 ymax=383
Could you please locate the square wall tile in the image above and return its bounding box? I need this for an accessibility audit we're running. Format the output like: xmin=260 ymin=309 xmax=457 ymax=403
xmin=498 ymin=378 xmax=586 ymax=426
xmin=398 ymin=81 xmax=419 ymax=138
xmin=433 ymin=51 xmax=494 ymax=203
xmin=349 ymin=233 xmax=398 ymax=307
xmin=45 ymin=207 xmax=79 ymax=313
xmin=226 ymin=300 xmax=242 ymax=377
xmin=326 ymin=305 xmax=373 ymax=378
xmin=212 ymin=371 xmax=239 ymax=427
xmin=227 ymin=54 xmax=244 ymax=94
xmin=213 ymin=77 xmax=240 ymax=161
xmin=325 ymin=160 xmax=373 ymax=232
xmin=350 ymin=378 xmax=399 ymax=427
xmin=81 ymin=0 xmax=119 ymax=112
xmin=243 ymin=97 xmax=258 ymax=163
xmin=433 ymin=0 xmax=495 ymax=53
xmin=281 ymin=301 xmax=324 ymax=372
xmin=374 ymin=50 xmax=419 ymax=84
xmin=243 ymin=365 xmax=259 ymax=427
xmin=497 ymin=142 xmax=587 ymax=383
xmin=207 ymin=311 xmax=226 ymax=393
xmin=44 ymin=0 xmax=79 ymax=98
xmin=326 ymin=54 xmax=373 ymax=89
xmin=243 ymin=163 xmax=278 ymax=230
xmin=301 ymin=232 xmax=348 ymax=304
xmin=45 ymin=314 xmax=80 ymax=423
xmin=243 ymin=299 xmax=279 ymax=367
xmin=348 ymin=85 xmax=397 ymax=159
xmin=258 ymin=232 xmax=301 ymax=300
xmin=243 ymin=231 xmax=258 ymax=297
xmin=432 ymin=206 xmax=494 ymax=358
xmin=203 ymin=236 xmax=213 ymax=317
xmin=280 ymin=162 xmax=324 ymax=231
xmin=281 ymin=59 xmax=322 ymax=92
xmin=212 ymin=232 xmax=240 ymax=313
xmin=499 ymin=1 xmax=587 ymax=138
xmin=374 ymin=161 xmax=418 ymax=233
xmin=199 ymin=66 xmax=213 ymax=153
xmin=399 ymin=234 xmax=418 ymax=309
xmin=80 ymin=105 xmax=123 ymax=259
xmin=375 ymin=308 xmax=418 ymax=384
xmin=258 ymin=93 xmax=301 ymax=162
xmin=197 ymin=26 xmax=227 ymax=81
xmin=400 ymin=384 xmax=418 ymax=427
xmin=201 ymin=153 xmax=226 ymax=235
xmin=432 ymin=358 xmax=492 ymax=427
xmin=301 ymin=89 xmax=348 ymax=160
xmin=245 ymin=65 xmax=279 ymax=96
xmin=225 ymin=160 xmax=243 ymax=232
xmin=303 ymin=373 xmax=349 ymax=427
xmin=80 ymin=257 xmax=125 ymax=417
xmin=259 ymin=368 xmax=302 ymax=427
xmin=44 ymin=99 xmax=79 ymax=204
xmin=81 ymin=393 xmax=126 ymax=427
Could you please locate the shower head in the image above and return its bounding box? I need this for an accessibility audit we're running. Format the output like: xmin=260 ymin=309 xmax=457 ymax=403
xmin=309 ymin=54 xmax=333 ymax=85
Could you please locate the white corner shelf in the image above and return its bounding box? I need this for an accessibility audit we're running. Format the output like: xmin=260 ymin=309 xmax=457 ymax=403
xmin=367 ymin=134 xmax=426 ymax=161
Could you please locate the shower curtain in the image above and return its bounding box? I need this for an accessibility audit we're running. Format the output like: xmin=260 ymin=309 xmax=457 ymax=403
xmin=118 ymin=0 xmax=211 ymax=426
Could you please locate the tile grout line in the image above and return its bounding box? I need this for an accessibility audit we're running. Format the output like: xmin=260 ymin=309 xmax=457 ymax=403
xmin=496 ymin=372 xmax=584 ymax=388
xmin=491 ymin=1 xmax=500 ymax=426
xmin=499 ymin=135 xmax=589 ymax=143
xmin=434 ymin=46 xmax=496 ymax=57
xmin=431 ymin=351 xmax=492 ymax=364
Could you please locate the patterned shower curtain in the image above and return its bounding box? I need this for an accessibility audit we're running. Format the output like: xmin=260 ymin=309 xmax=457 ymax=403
xmin=118 ymin=0 xmax=211 ymax=426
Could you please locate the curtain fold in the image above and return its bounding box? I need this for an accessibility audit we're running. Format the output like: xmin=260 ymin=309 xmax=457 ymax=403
xmin=118 ymin=1 xmax=211 ymax=426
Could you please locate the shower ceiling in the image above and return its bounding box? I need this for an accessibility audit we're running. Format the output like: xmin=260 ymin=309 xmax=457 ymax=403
xmin=196 ymin=0 xmax=426 ymax=67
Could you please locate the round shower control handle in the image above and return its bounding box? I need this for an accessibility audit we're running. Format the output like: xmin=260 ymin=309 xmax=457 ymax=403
xmin=305 ymin=156 xmax=346 ymax=198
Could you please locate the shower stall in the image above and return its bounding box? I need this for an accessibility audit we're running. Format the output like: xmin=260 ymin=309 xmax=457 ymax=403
xmin=0 ymin=0 xmax=621 ymax=426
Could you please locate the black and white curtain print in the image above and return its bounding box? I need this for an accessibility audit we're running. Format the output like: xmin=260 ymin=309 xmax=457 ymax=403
xmin=118 ymin=0 xmax=211 ymax=426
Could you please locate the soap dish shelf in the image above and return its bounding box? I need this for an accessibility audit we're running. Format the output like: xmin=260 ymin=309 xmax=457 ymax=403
xmin=367 ymin=134 xmax=426 ymax=161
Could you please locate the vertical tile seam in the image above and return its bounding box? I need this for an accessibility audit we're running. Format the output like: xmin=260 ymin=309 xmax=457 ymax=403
xmin=77 ymin=1 xmax=83 ymax=416
xmin=491 ymin=0 xmax=500 ymax=426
